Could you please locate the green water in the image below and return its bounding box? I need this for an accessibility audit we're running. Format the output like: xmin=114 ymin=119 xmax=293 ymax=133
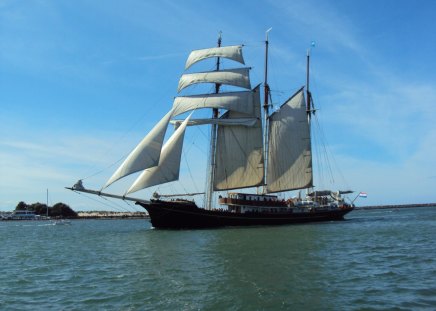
xmin=1 ymin=207 xmax=435 ymax=310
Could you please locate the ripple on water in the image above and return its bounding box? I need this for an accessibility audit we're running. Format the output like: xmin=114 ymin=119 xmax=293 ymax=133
xmin=0 ymin=209 xmax=435 ymax=310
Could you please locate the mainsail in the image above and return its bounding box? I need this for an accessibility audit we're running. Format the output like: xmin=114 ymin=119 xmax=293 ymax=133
xmin=266 ymin=88 xmax=313 ymax=193
xmin=214 ymin=85 xmax=264 ymax=190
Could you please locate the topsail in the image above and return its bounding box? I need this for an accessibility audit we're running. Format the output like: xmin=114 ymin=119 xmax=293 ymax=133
xmin=185 ymin=45 xmax=244 ymax=70
xmin=177 ymin=68 xmax=251 ymax=93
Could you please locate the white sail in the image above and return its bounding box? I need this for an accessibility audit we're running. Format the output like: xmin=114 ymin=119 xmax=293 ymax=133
xmin=172 ymin=90 xmax=255 ymax=116
xmin=170 ymin=118 xmax=257 ymax=127
xmin=103 ymin=109 xmax=173 ymax=189
xmin=266 ymin=88 xmax=313 ymax=193
xmin=177 ymin=68 xmax=251 ymax=93
xmin=214 ymin=86 xmax=264 ymax=190
xmin=126 ymin=113 xmax=192 ymax=194
xmin=185 ymin=45 xmax=244 ymax=70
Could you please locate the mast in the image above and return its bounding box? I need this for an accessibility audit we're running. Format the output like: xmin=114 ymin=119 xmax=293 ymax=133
xmin=262 ymin=28 xmax=272 ymax=194
xmin=306 ymin=49 xmax=311 ymax=117
xmin=306 ymin=45 xmax=314 ymax=194
xmin=205 ymin=31 xmax=222 ymax=210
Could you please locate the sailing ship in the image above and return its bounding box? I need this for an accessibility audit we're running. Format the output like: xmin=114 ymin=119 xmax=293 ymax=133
xmin=68 ymin=32 xmax=354 ymax=229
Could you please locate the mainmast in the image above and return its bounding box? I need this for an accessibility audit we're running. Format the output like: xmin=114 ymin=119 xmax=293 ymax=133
xmin=262 ymin=28 xmax=272 ymax=194
xmin=205 ymin=31 xmax=222 ymax=210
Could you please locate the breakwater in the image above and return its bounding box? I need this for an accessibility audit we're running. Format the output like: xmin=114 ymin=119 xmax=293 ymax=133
xmin=358 ymin=203 xmax=436 ymax=210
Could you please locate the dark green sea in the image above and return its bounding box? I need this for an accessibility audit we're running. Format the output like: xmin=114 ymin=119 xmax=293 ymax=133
xmin=1 ymin=207 xmax=435 ymax=310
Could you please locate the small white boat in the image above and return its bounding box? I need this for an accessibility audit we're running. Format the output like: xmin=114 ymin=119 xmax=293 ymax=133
xmin=52 ymin=219 xmax=72 ymax=225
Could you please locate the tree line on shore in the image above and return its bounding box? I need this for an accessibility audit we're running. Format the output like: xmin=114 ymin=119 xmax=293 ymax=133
xmin=15 ymin=201 xmax=78 ymax=218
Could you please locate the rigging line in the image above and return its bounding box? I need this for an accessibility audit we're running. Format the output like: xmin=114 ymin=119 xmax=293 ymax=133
xmin=191 ymin=141 xmax=207 ymax=156
xmin=314 ymin=112 xmax=350 ymax=189
xmin=82 ymin=68 xmax=174 ymax=181
xmin=73 ymin=190 xmax=127 ymax=211
xmin=95 ymin=194 xmax=129 ymax=212
xmin=123 ymin=200 xmax=143 ymax=212
xmin=99 ymin=195 xmax=134 ymax=212
xmin=313 ymin=122 xmax=324 ymax=187
xmin=74 ymin=188 xmax=136 ymax=212
xmin=312 ymin=116 xmax=328 ymax=185
xmin=183 ymin=148 xmax=200 ymax=193
xmin=194 ymin=125 xmax=210 ymax=149
xmin=182 ymin=123 xmax=200 ymax=154
xmin=316 ymin=115 xmax=335 ymax=183
xmin=312 ymin=113 xmax=327 ymax=186
xmin=82 ymin=159 xmax=123 ymax=180
xmin=179 ymin=181 xmax=190 ymax=197
xmin=313 ymin=115 xmax=335 ymax=183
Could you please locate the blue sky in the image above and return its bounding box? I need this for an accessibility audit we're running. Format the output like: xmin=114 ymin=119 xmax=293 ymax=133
xmin=1 ymin=0 xmax=435 ymax=211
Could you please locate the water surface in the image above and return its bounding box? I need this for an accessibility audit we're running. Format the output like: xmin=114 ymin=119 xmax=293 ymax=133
xmin=1 ymin=207 xmax=435 ymax=310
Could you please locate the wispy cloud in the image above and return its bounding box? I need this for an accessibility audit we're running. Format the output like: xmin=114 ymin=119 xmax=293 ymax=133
xmin=137 ymin=53 xmax=183 ymax=62
xmin=1 ymin=0 xmax=435 ymax=210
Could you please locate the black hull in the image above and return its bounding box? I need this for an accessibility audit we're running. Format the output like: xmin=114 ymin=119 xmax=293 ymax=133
xmin=136 ymin=200 xmax=354 ymax=229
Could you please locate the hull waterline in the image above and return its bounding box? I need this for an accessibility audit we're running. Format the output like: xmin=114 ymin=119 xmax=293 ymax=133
xmin=137 ymin=200 xmax=354 ymax=229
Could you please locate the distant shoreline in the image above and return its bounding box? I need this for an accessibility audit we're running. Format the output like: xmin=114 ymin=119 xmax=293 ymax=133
xmin=2 ymin=204 xmax=435 ymax=221
xmin=76 ymin=211 xmax=149 ymax=219
xmin=0 ymin=211 xmax=149 ymax=221
xmin=356 ymin=203 xmax=436 ymax=210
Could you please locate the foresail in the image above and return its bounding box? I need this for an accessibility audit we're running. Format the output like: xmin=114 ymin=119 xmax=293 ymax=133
xmin=214 ymin=86 xmax=264 ymax=190
xmin=185 ymin=45 xmax=244 ymax=70
xmin=266 ymin=88 xmax=313 ymax=193
xmin=177 ymin=68 xmax=251 ymax=93
xmin=172 ymin=90 xmax=255 ymax=116
xmin=126 ymin=113 xmax=192 ymax=194
xmin=103 ymin=109 xmax=173 ymax=189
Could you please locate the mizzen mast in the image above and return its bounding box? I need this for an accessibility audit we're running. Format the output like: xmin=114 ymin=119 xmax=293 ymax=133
xmin=306 ymin=46 xmax=312 ymax=118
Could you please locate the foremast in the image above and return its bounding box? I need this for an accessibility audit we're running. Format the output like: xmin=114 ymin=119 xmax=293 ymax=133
xmin=205 ymin=32 xmax=222 ymax=210
xmin=262 ymin=28 xmax=272 ymax=194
